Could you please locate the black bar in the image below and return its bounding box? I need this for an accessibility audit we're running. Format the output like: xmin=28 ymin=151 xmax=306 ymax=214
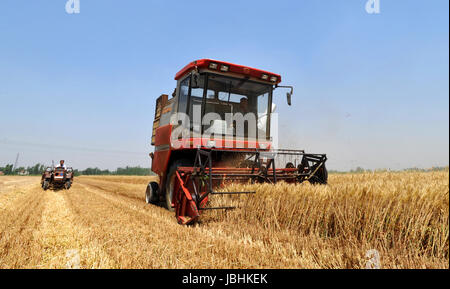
xmin=0 ymin=268 xmax=446 ymax=288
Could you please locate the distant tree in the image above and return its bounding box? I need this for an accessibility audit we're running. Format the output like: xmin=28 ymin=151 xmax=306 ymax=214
xmin=14 ymin=167 xmax=25 ymax=174
xmin=25 ymin=163 xmax=45 ymax=175
xmin=75 ymin=166 xmax=151 ymax=176
xmin=114 ymin=166 xmax=150 ymax=176
xmin=3 ymin=164 xmax=13 ymax=175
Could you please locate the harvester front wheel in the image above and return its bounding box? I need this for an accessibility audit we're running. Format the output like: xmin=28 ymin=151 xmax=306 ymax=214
xmin=165 ymin=159 xmax=193 ymax=212
xmin=308 ymin=164 xmax=328 ymax=185
xmin=145 ymin=181 xmax=159 ymax=204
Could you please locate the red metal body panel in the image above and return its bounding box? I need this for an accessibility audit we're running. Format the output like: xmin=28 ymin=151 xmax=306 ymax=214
xmin=171 ymin=137 xmax=272 ymax=150
xmin=152 ymin=150 xmax=171 ymax=175
xmin=154 ymin=125 xmax=172 ymax=146
xmin=152 ymin=125 xmax=173 ymax=176
xmin=175 ymin=59 xmax=282 ymax=84
xmin=174 ymin=171 xmax=200 ymax=225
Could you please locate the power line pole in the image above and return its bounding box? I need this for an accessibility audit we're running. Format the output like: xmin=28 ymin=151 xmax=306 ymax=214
xmin=13 ymin=153 xmax=19 ymax=171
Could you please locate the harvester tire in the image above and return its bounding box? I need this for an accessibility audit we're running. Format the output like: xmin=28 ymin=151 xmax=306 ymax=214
xmin=145 ymin=181 xmax=159 ymax=204
xmin=165 ymin=159 xmax=193 ymax=212
xmin=42 ymin=180 xmax=50 ymax=190
xmin=308 ymin=165 xmax=328 ymax=185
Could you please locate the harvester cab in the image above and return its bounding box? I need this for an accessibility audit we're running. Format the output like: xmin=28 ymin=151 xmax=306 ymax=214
xmin=147 ymin=59 xmax=328 ymax=225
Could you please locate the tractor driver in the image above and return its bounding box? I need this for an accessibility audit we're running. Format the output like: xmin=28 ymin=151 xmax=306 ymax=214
xmin=239 ymin=97 xmax=249 ymax=114
xmin=56 ymin=160 xmax=67 ymax=169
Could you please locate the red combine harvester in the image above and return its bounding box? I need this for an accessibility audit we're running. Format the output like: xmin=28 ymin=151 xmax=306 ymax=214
xmin=146 ymin=59 xmax=327 ymax=224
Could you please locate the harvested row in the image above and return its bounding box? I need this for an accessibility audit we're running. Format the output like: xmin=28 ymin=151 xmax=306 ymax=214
xmin=66 ymin=181 xmax=316 ymax=268
xmin=0 ymin=181 xmax=46 ymax=268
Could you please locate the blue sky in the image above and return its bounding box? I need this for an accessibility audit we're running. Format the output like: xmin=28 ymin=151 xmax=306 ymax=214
xmin=0 ymin=0 xmax=448 ymax=170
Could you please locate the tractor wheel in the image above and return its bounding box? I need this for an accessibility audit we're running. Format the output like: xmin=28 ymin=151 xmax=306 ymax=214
xmin=308 ymin=164 xmax=328 ymax=185
xmin=64 ymin=181 xmax=72 ymax=190
xmin=42 ymin=180 xmax=50 ymax=190
xmin=286 ymin=162 xmax=295 ymax=169
xmin=145 ymin=181 xmax=159 ymax=204
xmin=165 ymin=159 xmax=193 ymax=212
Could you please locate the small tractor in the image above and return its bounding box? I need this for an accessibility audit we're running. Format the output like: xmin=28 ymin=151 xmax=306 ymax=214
xmin=41 ymin=167 xmax=74 ymax=190
xmin=146 ymin=59 xmax=327 ymax=224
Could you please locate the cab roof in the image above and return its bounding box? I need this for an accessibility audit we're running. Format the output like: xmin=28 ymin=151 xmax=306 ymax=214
xmin=174 ymin=59 xmax=282 ymax=84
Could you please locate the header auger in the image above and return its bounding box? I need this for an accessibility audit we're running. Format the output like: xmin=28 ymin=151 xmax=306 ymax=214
xmin=146 ymin=59 xmax=328 ymax=225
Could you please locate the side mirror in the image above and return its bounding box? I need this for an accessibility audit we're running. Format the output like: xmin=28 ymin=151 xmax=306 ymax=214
xmin=277 ymin=85 xmax=294 ymax=106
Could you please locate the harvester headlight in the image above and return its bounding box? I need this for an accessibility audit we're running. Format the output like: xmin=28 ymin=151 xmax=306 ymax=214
xmin=209 ymin=63 xmax=218 ymax=70
xmin=270 ymin=76 xmax=278 ymax=82
xmin=259 ymin=143 xmax=268 ymax=150
xmin=206 ymin=140 xmax=216 ymax=148
xmin=261 ymin=74 xmax=269 ymax=80
xmin=220 ymin=65 xmax=229 ymax=72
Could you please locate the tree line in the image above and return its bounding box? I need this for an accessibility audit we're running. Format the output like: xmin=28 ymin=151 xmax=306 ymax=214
xmin=0 ymin=163 xmax=153 ymax=176
xmin=328 ymin=166 xmax=449 ymax=174
xmin=80 ymin=166 xmax=153 ymax=176
xmin=2 ymin=163 xmax=447 ymax=176
xmin=0 ymin=163 xmax=46 ymax=175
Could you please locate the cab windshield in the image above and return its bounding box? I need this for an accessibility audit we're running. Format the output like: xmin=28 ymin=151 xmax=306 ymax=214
xmin=178 ymin=73 xmax=273 ymax=140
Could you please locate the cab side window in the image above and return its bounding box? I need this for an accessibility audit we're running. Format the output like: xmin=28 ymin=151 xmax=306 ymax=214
xmin=178 ymin=77 xmax=190 ymax=114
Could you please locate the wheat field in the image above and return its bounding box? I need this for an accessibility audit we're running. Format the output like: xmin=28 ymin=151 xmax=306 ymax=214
xmin=0 ymin=171 xmax=448 ymax=268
